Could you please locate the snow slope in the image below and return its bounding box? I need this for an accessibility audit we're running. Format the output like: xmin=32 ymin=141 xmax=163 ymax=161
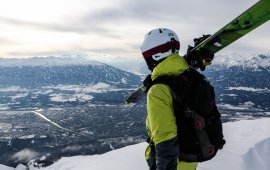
xmin=5 ymin=118 xmax=270 ymax=170
xmin=0 ymin=164 xmax=13 ymax=170
xmin=199 ymin=118 xmax=270 ymax=170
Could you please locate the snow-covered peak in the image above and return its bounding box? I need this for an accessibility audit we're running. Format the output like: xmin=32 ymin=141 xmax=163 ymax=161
xmin=0 ymin=54 xmax=104 ymax=67
xmin=245 ymin=54 xmax=270 ymax=67
xmin=213 ymin=53 xmax=270 ymax=68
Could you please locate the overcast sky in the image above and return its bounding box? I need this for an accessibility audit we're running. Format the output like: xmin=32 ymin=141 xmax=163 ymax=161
xmin=0 ymin=0 xmax=269 ymax=61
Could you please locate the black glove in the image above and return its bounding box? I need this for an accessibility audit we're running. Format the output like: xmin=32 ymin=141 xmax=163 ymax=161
xmin=194 ymin=34 xmax=211 ymax=46
xmin=200 ymin=48 xmax=214 ymax=62
xmin=186 ymin=34 xmax=214 ymax=71
xmin=187 ymin=34 xmax=211 ymax=54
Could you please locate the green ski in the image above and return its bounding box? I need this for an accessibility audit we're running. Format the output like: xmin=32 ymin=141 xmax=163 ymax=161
xmin=126 ymin=0 xmax=270 ymax=104
xmin=186 ymin=0 xmax=270 ymax=57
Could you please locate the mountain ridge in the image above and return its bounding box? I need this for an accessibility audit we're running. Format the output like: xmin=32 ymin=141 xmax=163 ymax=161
xmin=0 ymin=55 xmax=102 ymax=67
xmin=1 ymin=54 xmax=269 ymax=74
xmin=213 ymin=54 xmax=270 ymax=68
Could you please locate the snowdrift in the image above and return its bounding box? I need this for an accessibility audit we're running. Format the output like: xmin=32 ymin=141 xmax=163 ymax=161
xmin=5 ymin=118 xmax=270 ymax=170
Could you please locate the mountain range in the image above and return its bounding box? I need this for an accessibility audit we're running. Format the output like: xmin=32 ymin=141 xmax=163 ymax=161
xmin=0 ymin=54 xmax=269 ymax=167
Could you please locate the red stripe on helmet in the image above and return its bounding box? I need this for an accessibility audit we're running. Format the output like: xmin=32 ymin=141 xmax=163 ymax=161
xmin=142 ymin=41 xmax=180 ymax=58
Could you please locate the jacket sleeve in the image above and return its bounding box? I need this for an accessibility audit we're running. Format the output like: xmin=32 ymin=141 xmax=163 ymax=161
xmin=147 ymin=84 xmax=179 ymax=170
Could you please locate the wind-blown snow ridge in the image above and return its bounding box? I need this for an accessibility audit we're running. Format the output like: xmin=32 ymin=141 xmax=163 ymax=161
xmin=3 ymin=118 xmax=270 ymax=170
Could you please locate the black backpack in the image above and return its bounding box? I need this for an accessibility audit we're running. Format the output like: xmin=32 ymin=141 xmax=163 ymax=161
xmin=145 ymin=68 xmax=226 ymax=162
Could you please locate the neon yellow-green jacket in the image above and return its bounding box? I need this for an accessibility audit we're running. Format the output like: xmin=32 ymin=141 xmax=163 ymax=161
xmin=145 ymin=53 xmax=198 ymax=170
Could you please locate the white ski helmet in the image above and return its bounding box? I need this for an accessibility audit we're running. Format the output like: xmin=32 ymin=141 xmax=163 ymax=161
xmin=141 ymin=28 xmax=180 ymax=70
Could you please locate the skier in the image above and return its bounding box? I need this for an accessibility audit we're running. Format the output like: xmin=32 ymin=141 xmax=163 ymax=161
xmin=141 ymin=28 xmax=221 ymax=170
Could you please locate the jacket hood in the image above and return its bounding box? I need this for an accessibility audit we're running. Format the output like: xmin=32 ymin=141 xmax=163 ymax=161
xmin=151 ymin=53 xmax=189 ymax=81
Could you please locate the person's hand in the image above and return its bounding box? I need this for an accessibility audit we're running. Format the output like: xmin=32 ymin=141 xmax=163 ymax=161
xmin=186 ymin=34 xmax=214 ymax=71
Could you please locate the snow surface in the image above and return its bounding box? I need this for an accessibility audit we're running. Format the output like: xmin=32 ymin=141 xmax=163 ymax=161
xmin=4 ymin=118 xmax=270 ymax=170
xmin=0 ymin=164 xmax=13 ymax=170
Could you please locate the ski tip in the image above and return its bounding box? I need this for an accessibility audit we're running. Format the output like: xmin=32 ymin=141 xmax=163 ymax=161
xmin=124 ymin=102 xmax=136 ymax=107
xmin=125 ymin=95 xmax=139 ymax=106
xmin=124 ymin=86 xmax=148 ymax=105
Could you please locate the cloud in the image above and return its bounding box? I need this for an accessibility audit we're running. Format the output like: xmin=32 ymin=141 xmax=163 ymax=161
xmin=73 ymin=0 xmax=266 ymax=55
xmin=61 ymin=145 xmax=94 ymax=153
xmin=0 ymin=0 xmax=258 ymax=36
xmin=0 ymin=37 xmax=13 ymax=45
xmin=61 ymin=145 xmax=83 ymax=152
xmin=0 ymin=0 xmax=268 ymax=59
xmin=11 ymin=149 xmax=39 ymax=162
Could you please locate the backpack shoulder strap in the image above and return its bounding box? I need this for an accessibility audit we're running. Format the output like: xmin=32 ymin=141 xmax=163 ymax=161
xmin=144 ymin=69 xmax=204 ymax=101
xmin=151 ymin=74 xmax=185 ymax=104
xmin=151 ymin=68 xmax=199 ymax=87
xmin=152 ymin=76 xmax=175 ymax=87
